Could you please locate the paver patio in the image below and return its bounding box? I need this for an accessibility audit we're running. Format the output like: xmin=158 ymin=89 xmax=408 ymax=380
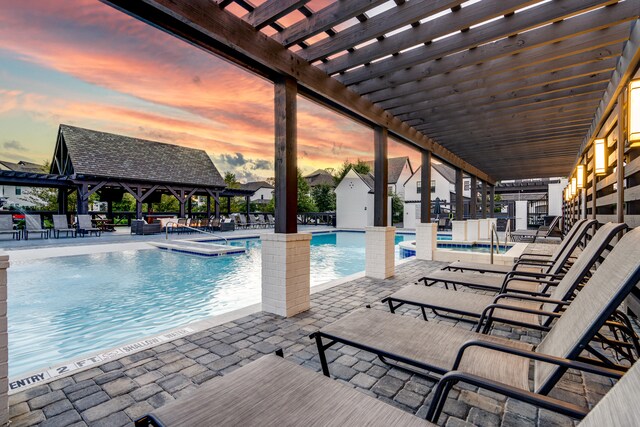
xmin=9 ymin=259 xmax=615 ymax=427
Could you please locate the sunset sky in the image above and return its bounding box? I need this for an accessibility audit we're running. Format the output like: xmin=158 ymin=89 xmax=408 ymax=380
xmin=0 ymin=0 xmax=420 ymax=182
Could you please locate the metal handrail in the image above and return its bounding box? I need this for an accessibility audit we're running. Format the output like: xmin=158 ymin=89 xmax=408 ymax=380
xmin=165 ymin=221 xmax=229 ymax=244
xmin=504 ymin=219 xmax=511 ymax=245
xmin=490 ymin=223 xmax=501 ymax=264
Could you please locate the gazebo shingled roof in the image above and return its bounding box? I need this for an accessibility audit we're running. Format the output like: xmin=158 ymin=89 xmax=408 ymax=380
xmin=52 ymin=124 xmax=225 ymax=188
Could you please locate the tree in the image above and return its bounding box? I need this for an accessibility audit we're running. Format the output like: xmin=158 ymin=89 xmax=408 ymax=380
xmin=223 ymin=172 xmax=240 ymax=189
xmin=311 ymin=184 xmax=336 ymax=212
xmin=333 ymin=159 xmax=371 ymax=185
xmin=297 ymin=169 xmax=316 ymax=213
xmin=391 ymin=192 xmax=403 ymax=225
xmin=494 ymin=194 xmax=502 ymax=213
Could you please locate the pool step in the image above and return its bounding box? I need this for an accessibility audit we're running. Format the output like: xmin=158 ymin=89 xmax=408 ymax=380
xmin=150 ymin=241 xmax=246 ymax=257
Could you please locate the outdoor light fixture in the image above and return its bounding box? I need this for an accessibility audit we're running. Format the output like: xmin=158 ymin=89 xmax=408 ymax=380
xmin=629 ymin=78 xmax=640 ymax=147
xmin=594 ymin=138 xmax=607 ymax=175
xmin=571 ymin=177 xmax=577 ymax=197
xmin=576 ymin=164 xmax=585 ymax=189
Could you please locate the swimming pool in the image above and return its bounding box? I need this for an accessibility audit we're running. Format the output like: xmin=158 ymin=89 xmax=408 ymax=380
xmin=9 ymin=231 xmax=413 ymax=376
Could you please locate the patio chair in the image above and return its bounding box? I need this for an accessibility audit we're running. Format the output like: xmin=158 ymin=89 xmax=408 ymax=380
xmin=235 ymin=214 xmax=250 ymax=229
xmin=267 ymin=214 xmax=275 ymax=227
xmin=312 ymin=228 xmax=640 ymax=397
xmin=76 ymin=214 xmax=101 ymax=237
xmin=437 ymin=217 xmax=448 ymax=231
xmin=253 ymin=214 xmax=267 ymax=228
xmin=509 ymin=215 xmax=560 ymax=243
xmin=52 ymin=214 xmax=76 ymax=238
xmin=24 ymin=214 xmax=49 ymax=240
xmin=420 ymin=220 xmax=596 ymax=295
xmin=134 ymin=354 xmax=432 ymax=427
xmin=383 ymin=222 xmax=628 ymax=332
xmin=427 ymin=337 xmax=640 ymax=424
xmin=0 ymin=215 xmax=19 ymax=240
xmin=442 ymin=218 xmax=593 ymax=276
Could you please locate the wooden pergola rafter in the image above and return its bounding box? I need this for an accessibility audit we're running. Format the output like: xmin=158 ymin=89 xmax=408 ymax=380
xmin=103 ymin=0 xmax=639 ymax=181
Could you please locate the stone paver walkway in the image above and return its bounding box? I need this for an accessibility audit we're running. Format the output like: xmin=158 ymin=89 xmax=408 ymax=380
xmin=9 ymin=259 xmax=616 ymax=426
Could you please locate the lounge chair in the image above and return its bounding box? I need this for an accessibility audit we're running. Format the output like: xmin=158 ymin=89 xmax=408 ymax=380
xmin=52 ymin=214 xmax=76 ymax=238
xmin=509 ymin=215 xmax=560 ymax=243
xmin=0 ymin=216 xmax=19 ymax=240
xmin=24 ymin=214 xmax=49 ymax=240
xmin=383 ymin=222 xmax=627 ymax=331
xmin=416 ymin=220 xmax=597 ymax=295
xmin=134 ymin=354 xmax=431 ymax=427
xmin=267 ymin=214 xmax=275 ymax=227
xmin=253 ymin=214 xmax=267 ymax=228
xmin=427 ymin=337 xmax=640 ymax=424
xmin=442 ymin=218 xmax=593 ymax=276
xmin=312 ymin=227 xmax=640 ymax=397
xmin=235 ymin=214 xmax=250 ymax=229
xmin=76 ymin=214 xmax=101 ymax=237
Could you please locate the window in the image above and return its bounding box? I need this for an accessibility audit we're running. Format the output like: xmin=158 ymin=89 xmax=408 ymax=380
xmin=388 ymin=185 xmax=393 ymax=194
xmin=15 ymin=187 xmax=21 ymax=196
xmin=416 ymin=181 xmax=421 ymax=194
xmin=261 ymin=194 xmax=264 ymax=199
xmin=431 ymin=180 xmax=436 ymax=193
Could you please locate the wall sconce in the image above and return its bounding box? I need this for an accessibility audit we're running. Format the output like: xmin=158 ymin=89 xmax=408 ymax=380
xmin=594 ymin=138 xmax=607 ymax=175
xmin=576 ymin=164 xmax=585 ymax=189
xmin=571 ymin=177 xmax=577 ymax=197
xmin=565 ymin=187 xmax=570 ymax=202
xmin=629 ymin=78 xmax=640 ymax=147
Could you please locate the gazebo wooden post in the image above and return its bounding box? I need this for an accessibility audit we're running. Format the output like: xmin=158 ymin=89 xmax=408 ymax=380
xmin=366 ymin=125 xmax=395 ymax=279
xmin=179 ymin=190 xmax=186 ymax=218
xmin=57 ymin=188 xmax=68 ymax=214
xmin=206 ymin=195 xmax=211 ymax=218
xmin=489 ymin=185 xmax=496 ymax=218
xmin=481 ymin=181 xmax=488 ymax=219
xmin=245 ymin=196 xmax=251 ymax=217
xmin=107 ymin=200 xmax=113 ymax=221
xmin=470 ymin=176 xmax=477 ymax=219
xmin=135 ymin=187 xmax=143 ymax=220
xmin=214 ymin=194 xmax=220 ymax=219
xmin=77 ymin=183 xmax=89 ymax=215
xmin=227 ymin=197 xmax=231 ymax=215
xmin=415 ymin=150 xmax=437 ymax=260
xmin=455 ymin=168 xmax=464 ymax=220
xmin=262 ymin=76 xmax=310 ymax=318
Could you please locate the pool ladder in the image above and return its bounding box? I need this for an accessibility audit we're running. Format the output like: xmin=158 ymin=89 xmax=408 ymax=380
xmin=165 ymin=221 xmax=229 ymax=245
xmin=490 ymin=223 xmax=500 ymax=264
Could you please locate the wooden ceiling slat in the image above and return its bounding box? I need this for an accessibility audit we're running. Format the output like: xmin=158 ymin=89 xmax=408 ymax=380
xmin=273 ymin=0 xmax=388 ymax=47
xmin=426 ymin=120 xmax=593 ymax=140
xmin=399 ymin=84 xmax=607 ymax=123
xmin=388 ymin=68 xmax=613 ymax=117
xmin=320 ymin=0 xmax=536 ymax=75
xmin=344 ymin=5 xmax=634 ymax=89
xmin=299 ymin=0 xmax=464 ymax=63
xmin=101 ymin=0 xmax=494 ymax=183
xmin=243 ymin=0 xmax=311 ymax=30
xmin=375 ymin=56 xmax=618 ymax=109
xmin=438 ymin=128 xmax=592 ymax=148
xmin=323 ymin=0 xmax=613 ymax=77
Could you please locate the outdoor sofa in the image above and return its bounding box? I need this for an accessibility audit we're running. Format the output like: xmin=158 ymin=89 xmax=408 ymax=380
xmin=131 ymin=219 xmax=162 ymax=235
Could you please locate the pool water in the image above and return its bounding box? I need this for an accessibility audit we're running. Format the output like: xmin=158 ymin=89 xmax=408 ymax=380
xmin=9 ymin=231 xmax=413 ymax=376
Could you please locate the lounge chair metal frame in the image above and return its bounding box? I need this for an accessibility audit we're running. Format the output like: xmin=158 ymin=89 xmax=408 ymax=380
xmin=52 ymin=214 xmax=76 ymax=238
xmin=24 ymin=214 xmax=49 ymax=240
xmin=383 ymin=223 xmax=627 ymax=331
xmin=509 ymin=215 xmax=560 ymax=243
xmin=312 ymin=228 xmax=640 ymax=396
xmin=0 ymin=215 xmax=20 ymax=240
xmin=77 ymin=214 xmax=101 ymax=237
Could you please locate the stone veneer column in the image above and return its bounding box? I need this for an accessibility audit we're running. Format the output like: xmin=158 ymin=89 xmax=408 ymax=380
xmin=451 ymin=220 xmax=467 ymax=241
xmin=365 ymin=226 xmax=395 ymax=279
xmin=0 ymin=253 xmax=8 ymax=425
xmin=415 ymin=223 xmax=437 ymax=260
xmin=466 ymin=219 xmax=479 ymax=241
xmin=261 ymin=233 xmax=311 ymax=317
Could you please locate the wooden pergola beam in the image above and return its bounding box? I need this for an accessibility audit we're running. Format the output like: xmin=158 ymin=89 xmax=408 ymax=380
xmin=243 ymin=0 xmax=311 ymax=30
xmin=102 ymin=0 xmax=495 ymax=183
xmin=299 ymin=0 xmax=464 ymax=63
xmin=339 ymin=0 xmax=629 ymax=85
xmin=378 ymin=58 xmax=618 ymax=111
xmin=391 ymin=72 xmax=612 ymax=119
xmin=346 ymin=15 xmax=633 ymax=91
xmin=322 ymin=0 xmax=539 ymax=75
xmin=427 ymin=121 xmax=592 ymax=141
xmin=273 ymin=0 xmax=388 ymax=47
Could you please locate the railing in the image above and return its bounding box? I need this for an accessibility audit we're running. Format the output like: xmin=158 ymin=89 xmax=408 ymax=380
xmin=490 ymin=222 xmax=501 ymax=264
xmin=165 ymin=222 xmax=229 ymax=244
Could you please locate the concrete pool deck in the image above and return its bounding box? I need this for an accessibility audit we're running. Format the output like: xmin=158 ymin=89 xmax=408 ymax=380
xmin=8 ymin=259 xmax=615 ymax=427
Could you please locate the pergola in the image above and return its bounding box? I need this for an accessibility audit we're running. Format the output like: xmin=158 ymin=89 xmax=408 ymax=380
xmin=95 ymin=0 xmax=640 ymax=318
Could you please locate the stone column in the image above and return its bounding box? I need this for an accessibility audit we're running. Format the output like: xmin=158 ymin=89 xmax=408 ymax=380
xmin=365 ymin=226 xmax=395 ymax=279
xmin=415 ymin=223 xmax=437 ymax=260
xmin=0 ymin=254 xmax=8 ymax=425
xmin=452 ymin=220 xmax=467 ymax=241
xmin=261 ymin=233 xmax=311 ymax=317
xmin=466 ymin=219 xmax=479 ymax=241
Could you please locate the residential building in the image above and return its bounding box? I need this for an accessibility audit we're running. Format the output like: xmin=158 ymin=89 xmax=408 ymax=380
xmin=0 ymin=160 xmax=45 ymax=208
xmin=335 ymin=169 xmax=391 ymax=229
xmin=304 ymin=169 xmax=334 ymax=188
xmin=240 ymin=181 xmax=274 ymax=204
xmin=364 ymin=157 xmax=413 ymax=199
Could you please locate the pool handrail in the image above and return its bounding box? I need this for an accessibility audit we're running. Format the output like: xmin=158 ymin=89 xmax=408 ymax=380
xmin=165 ymin=221 xmax=229 ymax=245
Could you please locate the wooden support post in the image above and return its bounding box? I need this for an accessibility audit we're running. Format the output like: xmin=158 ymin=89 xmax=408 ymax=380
xmin=187 ymin=197 xmax=192 ymax=217
xmin=489 ymin=185 xmax=495 ymax=218
xmin=421 ymin=151 xmax=432 ymax=223
xmin=206 ymin=195 xmax=211 ymax=218
xmin=246 ymin=196 xmax=251 ymax=217
xmin=214 ymin=194 xmax=220 ymax=219
xmin=481 ymin=181 xmax=487 ymax=219
xmin=57 ymin=188 xmax=68 ymax=214
xmin=617 ymin=96 xmax=625 ymax=224
xmin=455 ymin=168 xmax=464 ymax=220
xmin=274 ymin=76 xmax=297 ymax=234
xmin=107 ymin=200 xmax=113 ymax=220
xmin=179 ymin=190 xmax=186 ymax=217
xmin=77 ymin=184 xmax=89 ymax=215
xmin=374 ymin=126 xmax=388 ymax=226
xmin=470 ymin=176 xmax=477 ymax=219
xmin=227 ymin=197 xmax=231 ymax=215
